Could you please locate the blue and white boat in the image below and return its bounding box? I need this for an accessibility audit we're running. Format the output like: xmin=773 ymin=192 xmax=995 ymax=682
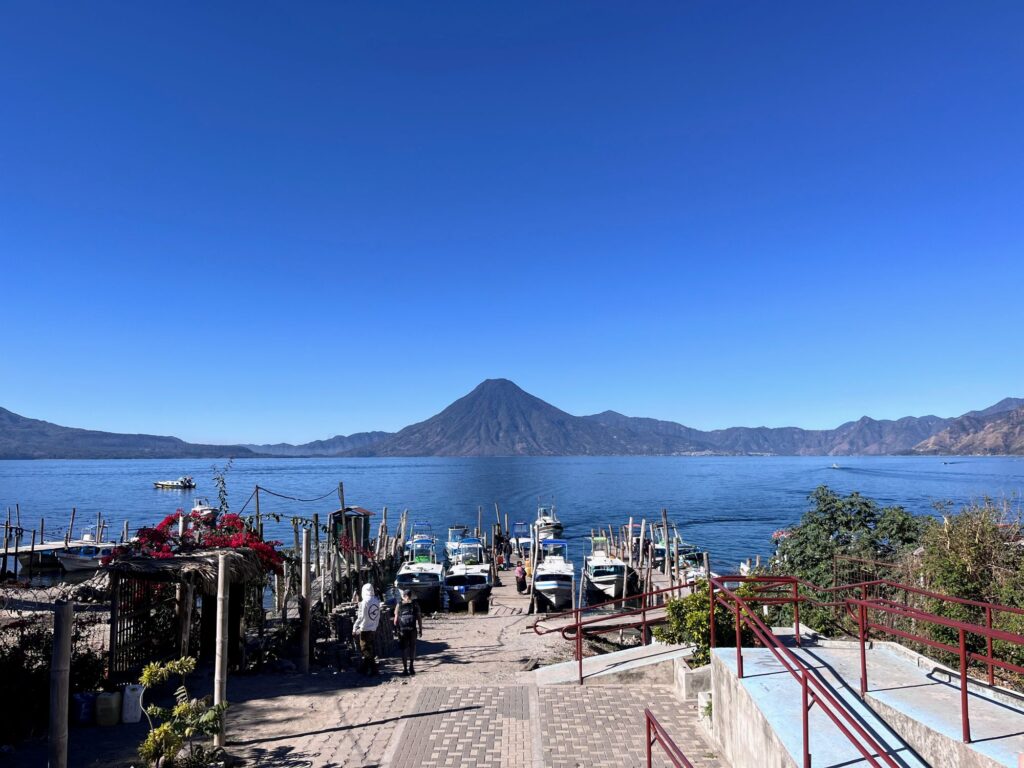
xmin=533 ymin=539 xmax=574 ymax=612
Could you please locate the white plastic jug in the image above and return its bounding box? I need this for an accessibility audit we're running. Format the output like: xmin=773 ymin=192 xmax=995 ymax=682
xmin=121 ymin=684 xmax=144 ymax=724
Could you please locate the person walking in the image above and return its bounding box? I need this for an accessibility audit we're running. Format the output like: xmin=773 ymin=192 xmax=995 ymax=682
xmin=353 ymin=582 xmax=382 ymax=675
xmin=514 ymin=562 xmax=527 ymax=594
xmin=393 ymin=589 xmax=424 ymax=676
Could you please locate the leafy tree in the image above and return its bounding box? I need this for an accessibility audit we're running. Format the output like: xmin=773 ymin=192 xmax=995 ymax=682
xmin=773 ymin=485 xmax=922 ymax=587
xmin=653 ymin=579 xmax=755 ymax=666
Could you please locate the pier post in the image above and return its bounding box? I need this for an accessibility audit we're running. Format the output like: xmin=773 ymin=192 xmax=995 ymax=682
xmin=313 ymin=513 xmax=321 ymax=577
xmin=49 ymin=600 xmax=73 ymax=768
xmin=300 ymin=528 xmax=311 ymax=674
xmin=660 ymin=509 xmax=670 ymax=577
xmin=213 ymin=553 xmax=229 ymax=748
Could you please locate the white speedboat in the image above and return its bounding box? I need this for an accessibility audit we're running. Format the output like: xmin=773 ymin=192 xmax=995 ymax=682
xmin=444 ymin=525 xmax=470 ymax=561
xmin=444 ymin=535 xmax=492 ymax=610
xmin=583 ymin=536 xmax=627 ymax=603
xmin=396 ymin=532 xmax=444 ymax=609
xmin=154 ymin=476 xmax=196 ymax=489
xmin=532 ymin=539 xmax=574 ymax=612
xmin=57 ymin=538 xmax=115 ymax=573
xmin=511 ymin=521 xmax=532 ymax=558
xmin=533 ymin=505 xmax=563 ymax=540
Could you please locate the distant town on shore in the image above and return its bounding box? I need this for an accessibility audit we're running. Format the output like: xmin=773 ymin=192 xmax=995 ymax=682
xmin=2 ymin=379 xmax=1023 ymax=460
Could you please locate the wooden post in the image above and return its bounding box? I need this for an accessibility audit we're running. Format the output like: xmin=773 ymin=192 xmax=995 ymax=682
xmin=121 ymin=520 xmax=129 ymax=543
xmin=477 ymin=506 xmax=483 ymax=537
xmin=213 ymin=553 xmax=229 ymax=748
xmin=254 ymin=485 xmax=261 ymax=531
xmin=66 ymin=507 xmax=76 ymax=547
xmin=338 ymin=482 xmax=345 ymax=512
xmin=96 ymin=509 xmax=103 ymax=543
xmin=40 ymin=517 xmax=45 ymax=544
xmin=661 ymin=509 xmax=671 ymax=576
xmin=300 ymin=527 xmax=311 ymax=674
xmin=627 ymin=516 xmax=634 ymax=567
xmin=638 ymin=519 xmax=647 ymax=568
xmin=703 ymin=551 xmax=711 ymax=579
xmin=178 ymin=582 xmax=194 ymax=656
xmin=494 ymin=502 xmax=502 ymax=532
xmin=313 ymin=513 xmax=321 ymax=577
xmin=28 ymin=529 xmax=36 ymax=578
xmin=1 ymin=521 xmax=8 ymax=576
xmin=49 ymin=600 xmax=73 ymax=768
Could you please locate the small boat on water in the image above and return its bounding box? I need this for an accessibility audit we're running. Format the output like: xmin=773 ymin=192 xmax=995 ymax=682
xmin=154 ymin=476 xmax=196 ymax=489
xmin=444 ymin=536 xmax=492 ymax=610
xmin=396 ymin=526 xmax=444 ymax=610
xmin=54 ymin=531 xmax=116 ymax=573
xmin=533 ymin=539 xmax=574 ymax=612
xmin=583 ymin=536 xmax=628 ymax=603
xmin=533 ymin=504 xmax=563 ymax=540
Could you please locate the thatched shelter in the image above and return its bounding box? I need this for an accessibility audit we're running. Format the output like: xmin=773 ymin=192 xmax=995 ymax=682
xmin=106 ymin=548 xmax=269 ymax=678
xmin=106 ymin=548 xmax=267 ymax=595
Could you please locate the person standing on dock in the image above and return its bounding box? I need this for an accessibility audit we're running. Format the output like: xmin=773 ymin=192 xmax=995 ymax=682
xmin=514 ymin=562 xmax=527 ymax=594
xmin=393 ymin=589 xmax=423 ymax=676
xmin=353 ymin=582 xmax=382 ymax=676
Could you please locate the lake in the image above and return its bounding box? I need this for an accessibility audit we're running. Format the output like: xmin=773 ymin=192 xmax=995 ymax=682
xmin=2 ymin=456 xmax=1023 ymax=571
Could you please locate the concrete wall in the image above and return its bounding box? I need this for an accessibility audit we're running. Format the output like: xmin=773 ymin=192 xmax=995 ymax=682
xmin=710 ymin=653 xmax=797 ymax=768
xmin=866 ymin=694 xmax=1004 ymax=768
xmin=674 ymin=657 xmax=711 ymax=701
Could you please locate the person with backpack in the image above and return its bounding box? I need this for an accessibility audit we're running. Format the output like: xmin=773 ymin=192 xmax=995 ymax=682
xmin=353 ymin=582 xmax=382 ymax=676
xmin=393 ymin=589 xmax=423 ymax=676
xmin=514 ymin=562 xmax=527 ymax=594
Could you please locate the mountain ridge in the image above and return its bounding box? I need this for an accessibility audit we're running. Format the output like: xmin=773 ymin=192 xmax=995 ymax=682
xmin=3 ymin=382 xmax=1023 ymax=459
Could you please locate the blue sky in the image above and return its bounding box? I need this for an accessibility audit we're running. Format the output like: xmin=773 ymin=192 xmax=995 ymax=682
xmin=2 ymin=2 xmax=1022 ymax=444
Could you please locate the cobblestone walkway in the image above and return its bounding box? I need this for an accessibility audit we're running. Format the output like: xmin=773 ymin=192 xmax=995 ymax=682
xmin=388 ymin=685 xmax=535 ymax=768
xmin=385 ymin=683 xmax=722 ymax=768
xmin=538 ymin=685 xmax=723 ymax=768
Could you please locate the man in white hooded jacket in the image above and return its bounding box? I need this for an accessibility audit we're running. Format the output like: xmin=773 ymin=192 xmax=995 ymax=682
xmin=353 ymin=582 xmax=382 ymax=675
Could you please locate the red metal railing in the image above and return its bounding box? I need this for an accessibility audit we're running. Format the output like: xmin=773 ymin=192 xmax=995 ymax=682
xmin=711 ymin=575 xmax=902 ymax=768
xmin=532 ymin=581 xmax=696 ymax=685
xmin=644 ymin=708 xmax=695 ymax=768
xmin=846 ymin=593 xmax=1024 ymax=743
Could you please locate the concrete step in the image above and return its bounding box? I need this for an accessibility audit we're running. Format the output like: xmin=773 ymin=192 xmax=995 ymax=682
xmin=715 ymin=646 xmax=930 ymax=768
xmin=535 ymin=641 xmax=693 ymax=686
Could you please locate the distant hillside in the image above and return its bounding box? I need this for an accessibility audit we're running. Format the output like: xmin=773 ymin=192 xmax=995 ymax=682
xmin=5 ymin=383 xmax=1023 ymax=459
xmin=0 ymin=407 xmax=258 ymax=460
xmin=913 ymin=406 xmax=1024 ymax=455
xmin=244 ymin=431 xmax=393 ymax=457
xmin=350 ymin=379 xmax=1024 ymax=457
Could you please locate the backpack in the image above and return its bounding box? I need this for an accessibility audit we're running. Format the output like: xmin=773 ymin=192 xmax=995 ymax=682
xmin=398 ymin=603 xmax=417 ymax=632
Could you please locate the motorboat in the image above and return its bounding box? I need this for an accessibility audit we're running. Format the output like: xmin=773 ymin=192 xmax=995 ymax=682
xmin=190 ymin=497 xmax=219 ymax=525
xmin=154 ymin=476 xmax=196 ymax=489
xmin=56 ymin=532 xmax=115 ymax=573
xmin=396 ymin=530 xmax=444 ymax=609
xmin=511 ymin=521 xmax=532 ymax=557
xmin=444 ymin=535 xmax=492 ymax=610
xmin=583 ymin=536 xmax=628 ymax=604
xmin=533 ymin=505 xmax=563 ymax=540
xmin=532 ymin=539 xmax=574 ymax=612
xmin=444 ymin=525 xmax=470 ymax=561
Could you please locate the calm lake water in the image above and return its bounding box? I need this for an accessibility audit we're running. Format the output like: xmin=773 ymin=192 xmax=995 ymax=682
xmin=2 ymin=456 xmax=1023 ymax=571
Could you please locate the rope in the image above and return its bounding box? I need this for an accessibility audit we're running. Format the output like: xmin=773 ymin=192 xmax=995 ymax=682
xmin=256 ymin=486 xmax=339 ymax=504
xmin=236 ymin=488 xmax=257 ymax=515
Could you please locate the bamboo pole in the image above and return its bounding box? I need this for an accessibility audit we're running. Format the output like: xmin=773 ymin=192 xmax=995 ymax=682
xmin=213 ymin=553 xmax=229 ymax=748
xmin=627 ymin=516 xmax=634 ymax=567
xmin=49 ymin=600 xmax=73 ymax=768
xmin=661 ymin=509 xmax=671 ymax=576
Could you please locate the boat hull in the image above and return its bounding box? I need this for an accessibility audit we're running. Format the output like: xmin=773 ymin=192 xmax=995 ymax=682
xmin=444 ymin=584 xmax=491 ymax=610
xmin=534 ymin=583 xmax=574 ymax=612
xmin=584 ymin=574 xmax=624 ymax=603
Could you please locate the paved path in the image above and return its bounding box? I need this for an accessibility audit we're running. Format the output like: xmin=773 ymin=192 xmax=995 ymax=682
xmin=384 ymin=683 xmax=722 ymax=768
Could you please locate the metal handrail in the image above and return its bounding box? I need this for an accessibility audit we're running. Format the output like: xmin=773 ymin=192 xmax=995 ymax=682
xmin=847 ymin=593 xmax=1024 ymax=744
xmin=711 ymin=576 xmax=902 ymax=768
xmin=644 ymin=708 xmax=695 ymax=768
xmin=531 ymin=579 xmax=697 ymax=685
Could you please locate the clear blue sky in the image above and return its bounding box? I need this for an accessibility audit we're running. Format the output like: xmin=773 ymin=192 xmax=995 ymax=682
xmin=2 ymin=2 xmax=1022 ymax=444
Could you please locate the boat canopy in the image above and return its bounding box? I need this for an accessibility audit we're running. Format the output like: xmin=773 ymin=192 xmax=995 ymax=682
xmin=409 ymin=539 xmax=435 ymax=563
xmin=540 ymin=539 xmax=568 ymax=559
